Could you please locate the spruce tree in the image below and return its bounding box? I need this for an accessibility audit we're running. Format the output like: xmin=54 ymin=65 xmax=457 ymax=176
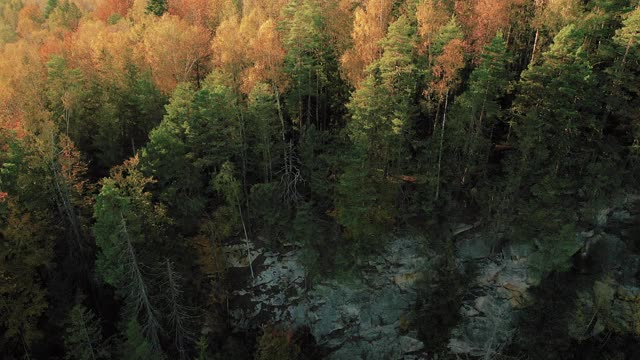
xmin=64 ymin=304 xmax=110 ymax=360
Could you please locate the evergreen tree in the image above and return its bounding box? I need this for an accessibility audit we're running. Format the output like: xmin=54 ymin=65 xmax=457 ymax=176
xmin=445 ymin=32 xmax=511 ymax=200
xmin=93 ymin=156 xmax=167 ymax=351
xmin=282 ymin=0 xmax=346 ymax=131
xmin=337 ymin=15 xmax=418 ymax=253
xmin=64 ymin=304 xmax=110 ymax=360
xmin=246 ymin=83 xmax=282 ymax=184
xmin=0 ymin=134 xmax=54 ymax=356
xmin=347 ymin=15 xmax=418 ymax=173
xmin=508 ymin=25 xmax=600 ymax=281
xmin=141 ymin=81 xmax=241 ymax=229
xmin=146 ymin=0 xmax=167 ymax=16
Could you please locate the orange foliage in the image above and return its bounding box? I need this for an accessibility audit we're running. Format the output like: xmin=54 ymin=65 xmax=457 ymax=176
xmin=429 ymin=38 xmax=465 ymax=99
xmin=212 ymin=15 xmax=247 ymax=84
xmin=210 ymin=0 xmax=240 ymax=26
xmin=468 ymin=0 xmax=513 ymax=52
xmin=39 ymin=34 xmax=66 ymax=61
xmin=242 ymin=18 xmax=287 ymax=94
xmin=243 ymin=0 xmax=289 ymax=20
xmin=341 ymin=0 xmax=394 ymax=85
xmin=142 ymin=15 xmax=212 ymax=93
xmin=16 ymin=4 xmax=43 ymax=38
xmin=64 ymin=20 xmax=140 ymax=85
xmin=417 ymin=0 xmax=453 ymax=51
xmin=94 ymin=0 xmax=133 ymax=23
xmin=0 ymin=41 xmax=47 ymax=135
xmin=58 ymin=134 xmax=93 ymax=209
xmin=168 ymin=0 xmax=211 ymax=27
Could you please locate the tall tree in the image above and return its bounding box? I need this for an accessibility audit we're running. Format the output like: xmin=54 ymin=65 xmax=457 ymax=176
xmin=445 ymin=32 xmax=511 ymax=198
xmin=337 ymin=15 xmax=418 ymax=255
xmin=283 ymin=0 xmax=344 ymax=131
xmin=340 ymin=0 xmax=395 ymax=86
xmin=141 ymin=15 xmax=211 ymax=93
xmin=141 ymin=81 xmax=241 ymax=228
xmin=93 ymin=156 xmax=167 ymax=351
xmin=508 ymin=24 xmax=601 ymax=281
xmin=64 ymin=304 xmax=110 ymax=360
xmin=0 ymin=137 xmax=53 ymax=355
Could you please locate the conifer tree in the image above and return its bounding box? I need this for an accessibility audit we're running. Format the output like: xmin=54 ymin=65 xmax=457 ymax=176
xmin=508 ymin=24 xmax=600 ymax=281
xmin=146 ymin=0 xmax=167 ymax=16
xmin=93 ymin=156 xmax=166 ymax=351
xmin=446 ymin=32 xmax=510 ymax=196
xmin=64 ymin=304 xmax=110 ymax=360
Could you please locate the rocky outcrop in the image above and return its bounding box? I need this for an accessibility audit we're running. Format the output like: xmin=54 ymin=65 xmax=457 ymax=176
xmin=224 ymin=193 xmax=640 ymax=359
xmin=449 ymin=193 xmax=640 ymax=357
xmin=449 ymin=240 xmax=532 ymax=357
xmin=226 ymin=238 xmax=427 ymax=359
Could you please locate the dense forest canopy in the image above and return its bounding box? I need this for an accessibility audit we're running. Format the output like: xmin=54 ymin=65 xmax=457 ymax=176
xmin=1 ymin=0 xmax=640 ymax=359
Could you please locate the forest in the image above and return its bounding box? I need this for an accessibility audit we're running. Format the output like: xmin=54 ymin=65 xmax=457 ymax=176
xmin=1 ymin=0 xmax=640 ymax=359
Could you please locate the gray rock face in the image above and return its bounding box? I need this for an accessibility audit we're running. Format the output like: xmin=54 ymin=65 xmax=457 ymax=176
xmin=224 ymin=193 xmax=640 ymax=359
xmin=449 ymin=193 xmax=640 ymax=357
xmin=448 ymin=254 xmax=529 ymax=358
xmin=227 ymin=238 xmax=426 ymax=359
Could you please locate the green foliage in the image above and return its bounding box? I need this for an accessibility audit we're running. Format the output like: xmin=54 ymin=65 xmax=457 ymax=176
xmin=0 ymin=137 xmax=53 ymax=353
xmin=142 ymin=82 xmax=240 ymax=228
xmin=446 ymin=32 xmax=511 ymax=199
xmin=5 ymin=1 xmax=640 ymax=358
xmin=513 ymin=25 xmax=600 ymax=181
xmin=335 ymin=150 xmax=397 ymax=258
xmin=47 ymin=0 xmax=81 ymax=30
xmin=145 ymin=0 xmax=167 ymax=16
xmin=212 ymin=161 xmax=241 ymax=209
xmin=44 ymin=0 xmax=58 ymax=18
xmin=246 ymin=83 xmax=282 ymax=183
xmin=64 ymin=304 xmax=110 ymax=360
xmin=0 ymin=204 xmax=53 ymax=351
xmin=347 ymin=15 xmax=418 ymax=172
xmin=249 ymin=182 xmax=288 ymax=239
xmin=291 ymin=201 xmax=336 ymax=278
xmin=122 ymin=319 xmax=163 ymax=360
xmin=282 ymin=0 xmax=347 ymax=130
xmin=93 ymin=157 xmax=168 ymax=291
xmin=513 ymin=176 xmax=581 ymax=283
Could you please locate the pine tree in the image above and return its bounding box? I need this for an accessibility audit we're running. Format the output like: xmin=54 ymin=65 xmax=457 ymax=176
xmin=346 ymin=14 xmax=418 ymax=174
xmin=446 ymin=32 xmax=511 ymax=197
xmin=246 ymin=83 xmax=281 ymax=183
xmin=337 ymin=15 xmax=419 ymax=254
xmin=146 ymin=0 xmax=167 ymax=16
xmin=93 ymin=156 xmax=166 ymax=351
xmin=64 ymin=304 xmax=110 ymax=360
xmin=141 ymin=81 xmax=241 ymax=229
xmin=282 ymin=0 xmax=344 ymax=131
xmin=508 ymin=24 xmax=600 ymax=282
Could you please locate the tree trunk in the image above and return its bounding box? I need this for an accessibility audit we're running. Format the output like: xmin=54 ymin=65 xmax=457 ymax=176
xmin=120 ymin=213 xmax=161 ymax=350
xmin=235 ymin=197 xmax=254 ymax=279
xmin=530 ymin=28 xmax=539 ymax=65
xmin=435 ymin=92 xmax=450 ymax=201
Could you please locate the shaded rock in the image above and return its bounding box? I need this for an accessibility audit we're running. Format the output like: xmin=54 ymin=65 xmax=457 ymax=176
xmin=226 ymin=237 xmax=427 ymax=360
xmin=458 ymin=235 xmax=494 ymax=259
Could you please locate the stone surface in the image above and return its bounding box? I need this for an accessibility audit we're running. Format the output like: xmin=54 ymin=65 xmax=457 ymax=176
xmin=224 ymin=193 xmax=640 ymax=359
xmin=227 ymin=238 xmax=425 ymax=359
